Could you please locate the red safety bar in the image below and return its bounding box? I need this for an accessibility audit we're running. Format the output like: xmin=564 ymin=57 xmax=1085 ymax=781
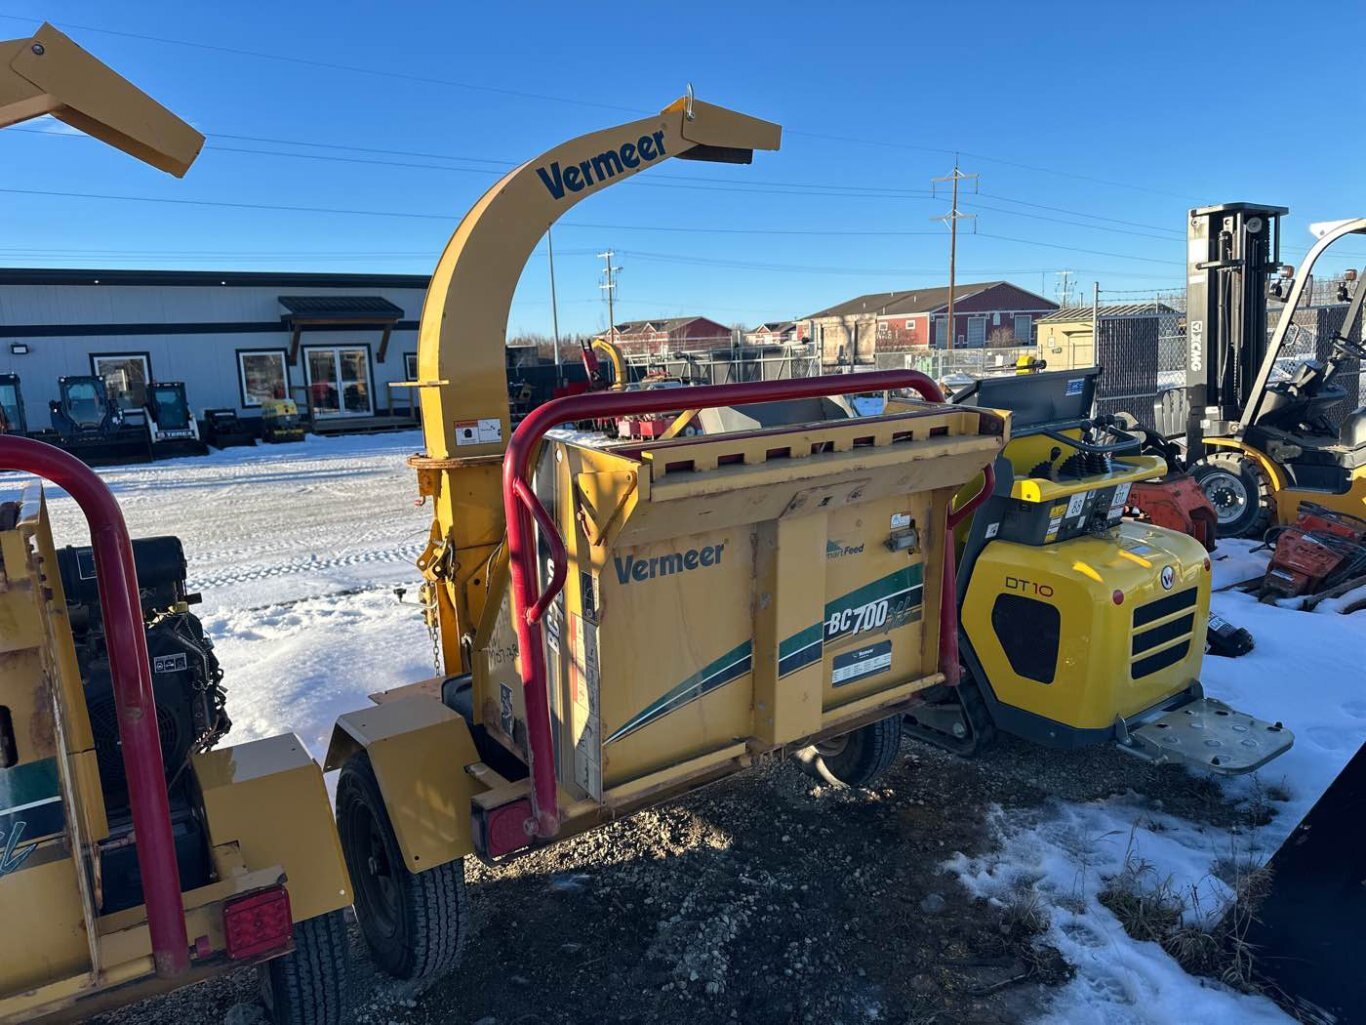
xmin=0 ymin=436 xmax=189 ymax=977
xmin=502 ymin=369 xmax=996 ymax=840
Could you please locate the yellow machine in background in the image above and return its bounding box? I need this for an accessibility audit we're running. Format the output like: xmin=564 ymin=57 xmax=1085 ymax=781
xmin=901 ymin=368 xmax=1291 ymax=769
xmin=0 ymin=23 xmax=349 ymax=1025
xmin=260 ymin=398 xmax=305 ymax=443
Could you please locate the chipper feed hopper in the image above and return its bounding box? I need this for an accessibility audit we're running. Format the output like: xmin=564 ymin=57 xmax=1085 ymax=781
xmin=322 ymin=95 xmax=1006 ymax=982
xmin=1 ymin=22 xmax=350 ymax=1025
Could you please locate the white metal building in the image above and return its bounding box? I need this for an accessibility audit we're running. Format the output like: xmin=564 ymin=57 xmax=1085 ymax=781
xmin=0 ymin=268 xmax=430 ymax=431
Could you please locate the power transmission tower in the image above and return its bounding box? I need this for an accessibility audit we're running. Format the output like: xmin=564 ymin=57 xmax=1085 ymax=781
xmin=932 ymin=159 xmax=978 ymax=351
xmin=1054 ymin=270 xmax=1078 ymax=308
xmin=598 ymin=249 xmax=621 ymax=340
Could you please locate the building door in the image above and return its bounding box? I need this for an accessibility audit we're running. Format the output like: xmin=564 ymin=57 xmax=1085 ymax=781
xmin=304 ymin=346 xmax=372 ymax=417
xmin=967 ymin=317 xmax=987 ymax=347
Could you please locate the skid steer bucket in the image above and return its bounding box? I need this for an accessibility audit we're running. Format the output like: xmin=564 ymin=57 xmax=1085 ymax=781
xmin=1235 ymin=741 xmax=1366 ymax=1023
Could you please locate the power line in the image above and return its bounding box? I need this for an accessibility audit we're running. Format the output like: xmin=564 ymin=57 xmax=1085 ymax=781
xmin=0 ymin=184 xmax=957 ymax=235
xmin=0 ymin=14 xmax=644 ymax=116
xmin=0 ymin=13 xmax=1195 ymax=204
xmin=11 ymin=125 xmax=938 ymax=201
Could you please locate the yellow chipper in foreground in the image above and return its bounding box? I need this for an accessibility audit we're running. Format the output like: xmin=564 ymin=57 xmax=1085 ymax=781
xmin=0 ymin=24 xmax=349 ymax=1025
xmin=323 ymin=96 xmax=1292 ymax=983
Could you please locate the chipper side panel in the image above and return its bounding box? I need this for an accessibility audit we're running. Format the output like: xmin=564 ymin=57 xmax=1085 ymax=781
xmin=473 ymin=405 xmax=1004 ymax=813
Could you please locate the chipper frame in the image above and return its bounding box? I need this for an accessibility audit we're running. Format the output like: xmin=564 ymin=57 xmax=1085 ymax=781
xmin=323 ymin=96 xmax=1007 ymax=982
xmin=1 ymin=22 xmax=349 ymax=1025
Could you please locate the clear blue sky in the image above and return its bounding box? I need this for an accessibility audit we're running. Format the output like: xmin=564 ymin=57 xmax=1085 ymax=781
xmin=4 ymin=1 xmax=1365 ymax=335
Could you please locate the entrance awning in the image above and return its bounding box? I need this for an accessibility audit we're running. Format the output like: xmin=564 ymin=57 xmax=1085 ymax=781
xmin=279 ymin=295 xmax=404 ymax=365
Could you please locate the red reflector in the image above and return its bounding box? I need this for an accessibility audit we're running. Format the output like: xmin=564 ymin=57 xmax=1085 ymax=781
xmin=223 ymin=886 xmax=293 ymax=960
xmin=484 ymin=799 xmax=534 ymax=857
xmin=1203 ymin=557 xmax=1212 ymax=571
xmin=1112 ymin=589 xmax=1125 ymax=605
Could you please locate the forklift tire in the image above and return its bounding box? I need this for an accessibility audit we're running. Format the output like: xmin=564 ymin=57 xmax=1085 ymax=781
xmin=795 ymin=715 xmax=902 ymax=788
xmin=1191 ymin=452 xmax=1271 ymax=539
xmin=260 ymin=910 xmax=349 ymax=1025
xmin=336 ymin=752 xmax=470 ymax=982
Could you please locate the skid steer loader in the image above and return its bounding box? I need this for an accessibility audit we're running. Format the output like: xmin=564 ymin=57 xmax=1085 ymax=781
xmin=1 ymin=22 xmax=350 ymax=1025
xmin=323 ymin=95 xmax=1293 ymax=989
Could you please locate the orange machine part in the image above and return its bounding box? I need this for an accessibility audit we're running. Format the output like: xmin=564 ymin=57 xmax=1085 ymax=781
xmin=1128 ymin=475 xmax=1218 ymax=552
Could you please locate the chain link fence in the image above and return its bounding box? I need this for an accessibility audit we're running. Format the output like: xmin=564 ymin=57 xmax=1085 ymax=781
xmin=624 ymin=343 xmax=821 ymax=385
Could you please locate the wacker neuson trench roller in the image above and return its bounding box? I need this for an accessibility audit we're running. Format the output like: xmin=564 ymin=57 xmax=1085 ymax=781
xmin=320 ymin=97 xmax=1294 ymax=980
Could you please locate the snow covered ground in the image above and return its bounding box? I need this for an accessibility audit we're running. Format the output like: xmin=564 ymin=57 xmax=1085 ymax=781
xmin=17 ymin=435 xmax=1366 ymax=1022
xmin=35 ymin=432 xmax=437 ymax=760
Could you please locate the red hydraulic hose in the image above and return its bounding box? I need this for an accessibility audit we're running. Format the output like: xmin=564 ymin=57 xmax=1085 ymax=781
xmin=0 ymin=436 xmax=189 ymax=977
xmin=502 ymin=370 xmax=986 ymax=840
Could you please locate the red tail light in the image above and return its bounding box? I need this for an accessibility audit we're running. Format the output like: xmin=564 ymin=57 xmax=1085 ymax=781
xmin=223 ymin=886 xmax=293 ymax=960
xmin=478 ymin=798 xmax=534 ymax=858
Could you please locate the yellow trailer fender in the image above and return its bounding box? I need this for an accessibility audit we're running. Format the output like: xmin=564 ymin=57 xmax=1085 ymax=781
xmin=323 ymin=695 xmax=485 ymax=871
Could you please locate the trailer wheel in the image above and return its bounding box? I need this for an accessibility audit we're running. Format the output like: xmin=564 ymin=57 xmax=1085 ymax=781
xmin=1191 ymin=452 xmax=1271 ymax=539
xmin=336 ymin=752 xmax=469 ymax=982
xmin=795 ymin=715 xmax=902 ymax=788
xmin=260 ymin=910 xmax=349 ymax=1025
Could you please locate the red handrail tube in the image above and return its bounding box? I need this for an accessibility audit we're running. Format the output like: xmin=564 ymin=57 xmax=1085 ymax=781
xmin=502 ymin=370 xmax=995 ymax=840
xmin=0 ymin=436 xmax=189 ymax=977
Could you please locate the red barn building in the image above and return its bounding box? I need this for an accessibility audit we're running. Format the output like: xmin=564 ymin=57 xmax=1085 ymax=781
xmin=804 ymin=281 xmax=1057 ymax=367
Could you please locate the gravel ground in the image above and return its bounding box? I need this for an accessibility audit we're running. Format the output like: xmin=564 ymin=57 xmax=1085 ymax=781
xmin=95 ymin=732 xmax=1252 ymax=1025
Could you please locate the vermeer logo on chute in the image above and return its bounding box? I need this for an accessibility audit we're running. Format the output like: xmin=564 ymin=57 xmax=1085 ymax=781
xmin=535 ymin=131 xmax=669 ymax=200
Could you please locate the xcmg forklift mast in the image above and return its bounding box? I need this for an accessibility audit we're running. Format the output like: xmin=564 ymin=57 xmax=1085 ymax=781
xmin=1182 ymin=202 xmax=1289 ymax=453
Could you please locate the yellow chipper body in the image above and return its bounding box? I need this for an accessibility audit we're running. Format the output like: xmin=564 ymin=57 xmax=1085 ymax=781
xmin=322 ymin=94 xmax=1006 ymax=983
xmin=492 ymin=405 xmax=1005 ymax=807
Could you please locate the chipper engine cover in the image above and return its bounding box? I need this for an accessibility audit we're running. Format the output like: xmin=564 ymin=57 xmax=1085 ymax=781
xmin=475 ymin=402 xmax=1005 ymax=811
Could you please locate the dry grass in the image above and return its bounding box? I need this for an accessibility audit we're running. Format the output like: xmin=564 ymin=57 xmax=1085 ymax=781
xmin=1098 ymin=830 xmax=1275 ymax=996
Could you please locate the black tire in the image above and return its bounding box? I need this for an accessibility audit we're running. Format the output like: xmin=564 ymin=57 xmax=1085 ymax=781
xmin=795 ymin=715 xmax=902 ymax=788
xmin=336 ymin=752 xmax=469 ymax=982
xmin=1191 ymin=451 xmax=1271 ymax=539
xmin=260 ymin=910 xmax=349 ymax=1025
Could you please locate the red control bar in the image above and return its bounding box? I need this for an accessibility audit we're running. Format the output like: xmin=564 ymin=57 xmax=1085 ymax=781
xmin=0 ymin=436 xmax=188 ymax=977
xmin=502 ymin=370 xmax=994 ymax=840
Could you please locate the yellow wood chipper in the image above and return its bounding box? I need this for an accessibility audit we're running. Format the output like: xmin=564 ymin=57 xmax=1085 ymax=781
xmin=322 ymin=96 xmax=1293 ymax=983
xmin=0 ymin=23 xmax=350 ymax=1025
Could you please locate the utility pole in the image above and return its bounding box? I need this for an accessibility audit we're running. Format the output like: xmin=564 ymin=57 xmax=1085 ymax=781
xmin=598 ymin=249 xmax=621 ymax=342
xmin=548 ymin=227 xmax=562 ymax=374
xmin=932 ymin=158 xmax=978 ymax=351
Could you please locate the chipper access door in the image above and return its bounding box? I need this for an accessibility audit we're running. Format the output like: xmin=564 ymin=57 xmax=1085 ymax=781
xmin=323 ymin=94 xmax=1006 ymax=984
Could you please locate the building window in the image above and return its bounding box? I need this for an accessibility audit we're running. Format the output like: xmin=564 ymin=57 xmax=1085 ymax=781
xmin=1014 ymin=314 xmax=1033 ymax=343
xmin=238 ymin=350 xmax=289 ymax=407
xmin=967 ymin=316 xmax=987 ymax=347
xmin=304 ymin=345 xmax=373 ymax=417
xmin=91 ymin=353 xmax=151 ymax=410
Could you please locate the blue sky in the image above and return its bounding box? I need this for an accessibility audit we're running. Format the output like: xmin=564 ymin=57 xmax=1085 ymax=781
xmin=4 ymin=1 xmax=1366 ymax=335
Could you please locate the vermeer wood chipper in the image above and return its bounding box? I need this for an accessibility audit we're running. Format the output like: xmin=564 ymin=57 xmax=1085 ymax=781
xmin=322 ymin=96 xmax=1007 ymax=981
xmin=0 ymin=22 xmax=350 ymax=1025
